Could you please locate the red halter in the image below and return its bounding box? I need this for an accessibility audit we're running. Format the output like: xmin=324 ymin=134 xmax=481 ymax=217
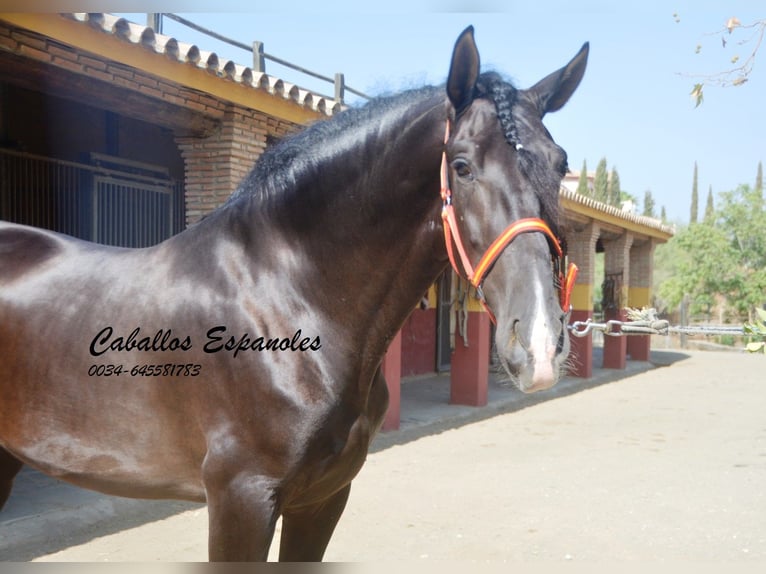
xmin=439 ymin=122 xmax=578 ymax=324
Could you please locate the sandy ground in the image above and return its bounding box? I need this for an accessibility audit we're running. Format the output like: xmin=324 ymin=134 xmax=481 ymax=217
xmin=8 ymin=351 xmax=766 ymax=562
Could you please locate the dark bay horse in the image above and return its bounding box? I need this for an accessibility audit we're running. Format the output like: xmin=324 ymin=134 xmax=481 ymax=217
xmin=0 ymin=28 xmax=588 ymax=561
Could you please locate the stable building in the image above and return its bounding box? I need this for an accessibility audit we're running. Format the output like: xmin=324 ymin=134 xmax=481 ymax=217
xmin=0 ymin=13 xmax=673 ymax=432
xmin=0 ymin=12 xmax=330 ymax=245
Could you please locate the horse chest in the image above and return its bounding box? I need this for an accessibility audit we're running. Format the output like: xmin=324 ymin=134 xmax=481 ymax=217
xmin=285 ymin=373 xmax=388 ymax=507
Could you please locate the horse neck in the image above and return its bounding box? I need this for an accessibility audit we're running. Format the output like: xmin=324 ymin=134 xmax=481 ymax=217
xmin=271 ymin=96 xmax=450 ymax=356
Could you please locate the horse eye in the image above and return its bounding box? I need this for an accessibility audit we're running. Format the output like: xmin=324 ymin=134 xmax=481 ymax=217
xmin=452 ymin=159 xmax=473 ymax=181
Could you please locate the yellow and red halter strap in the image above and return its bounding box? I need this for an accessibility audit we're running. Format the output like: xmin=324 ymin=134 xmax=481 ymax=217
xmin=439 ymin=122 xmax=578 ymax=323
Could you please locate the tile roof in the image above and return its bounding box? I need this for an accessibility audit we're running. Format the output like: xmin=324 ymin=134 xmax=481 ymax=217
xmin=64 ymin=13 xmax=343 ymax=116
xmin=560 ymin=187 xmax=675 ymax=237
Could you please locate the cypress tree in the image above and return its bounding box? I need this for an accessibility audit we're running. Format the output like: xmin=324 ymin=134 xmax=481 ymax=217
xmin=661 ymin=206 xmax=667 ymax=222
xmin=755 ymin=161 xmax=763 ymax=202
xmin=576 ymin=159 xmax=589 ymax=196
xmin=704 ymin=185 xmax=715 ymax=223
xmin=643 ymin=189 xmax=656 ymax=218
xmin=594 ymin=157 xmax=608 ymax=203
xmin=608 ymin=167 xmax=621 ymax=206
xmin=690 ymin=161 xmax=699 ymax=224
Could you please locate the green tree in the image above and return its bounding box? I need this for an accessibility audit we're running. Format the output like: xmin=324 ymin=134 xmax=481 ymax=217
xmin=593 ymin=157 xmax=608 ymax=203
xmin=657 ymin=181 xmax=766 ymax=323
xmin=756 ymin=160 xmax=763 ymax=199
xmin=607 ymin=167 xmax=621 ymax=207
xmin=657 ymin=223 xmax=736 ymax=319
xmin=576 ymin=159 xmax=589 ymax=196
xmin=660 ymin=205 xmax=667 ymax=222
xmin=717 ymin=183 xmax=766 ymax=320
xmin=690 ymin=161 xmax=699 ymax=224
xmin=642 ymin=189 xmax=656 ymax=217
xmin=704 ymin=185 xmax=715 ymax=223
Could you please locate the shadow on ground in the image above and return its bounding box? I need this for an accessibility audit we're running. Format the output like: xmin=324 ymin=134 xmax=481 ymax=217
xmin=371 ymin=349 xmax=690 ymax=452
xmin=0 ymin=349 xmax=689 ymax=561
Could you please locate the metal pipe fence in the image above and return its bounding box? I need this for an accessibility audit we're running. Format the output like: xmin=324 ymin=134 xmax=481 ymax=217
xmin=154 ymin=13 xmax=371 ymax=105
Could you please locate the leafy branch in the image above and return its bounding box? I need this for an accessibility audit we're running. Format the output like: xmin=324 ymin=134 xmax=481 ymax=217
xmin=675 ymin=14 xmax=766 ymax=107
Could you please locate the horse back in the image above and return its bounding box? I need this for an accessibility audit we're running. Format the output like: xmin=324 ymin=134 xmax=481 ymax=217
xmin=0 ymin=221 xmax=66 ymax=283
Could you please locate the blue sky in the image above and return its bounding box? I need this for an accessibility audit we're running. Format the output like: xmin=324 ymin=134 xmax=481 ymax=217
xmin=110 ymin=1 xmax=765 ymax=225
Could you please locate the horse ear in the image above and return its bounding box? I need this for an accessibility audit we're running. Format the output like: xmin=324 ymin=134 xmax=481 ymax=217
xmin=447 ymin=26 xmax=480 ymax=115
xmin=529 ymin=42 xmax=589 ymax=116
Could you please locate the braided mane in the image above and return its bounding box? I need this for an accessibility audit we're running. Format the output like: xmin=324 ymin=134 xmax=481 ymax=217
xmin=474 ymin=72 xmax=522 ymax=148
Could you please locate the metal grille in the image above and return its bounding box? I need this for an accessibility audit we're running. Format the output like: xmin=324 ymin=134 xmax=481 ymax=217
xmin=0 ymin=148 xmax=183 ymax=247
xmin=93 ymin=176 xmax=173 ymax=247
xmin=0 ymin=149 xmax=88 ymax=239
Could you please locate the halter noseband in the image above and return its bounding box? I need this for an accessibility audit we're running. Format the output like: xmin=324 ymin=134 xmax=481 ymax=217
xmin=439 ymin=121 xmax=578 ymax=324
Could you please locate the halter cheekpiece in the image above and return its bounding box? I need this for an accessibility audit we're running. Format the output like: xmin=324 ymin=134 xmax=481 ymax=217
xmin=439 ymin=121 xmax=578 ymax=324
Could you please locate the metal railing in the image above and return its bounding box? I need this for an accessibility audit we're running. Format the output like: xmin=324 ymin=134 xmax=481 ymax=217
xmin=0 ymin=149 xmax=184 ymax=247
xmin=149 ymin=13 xmax=371 ymax=105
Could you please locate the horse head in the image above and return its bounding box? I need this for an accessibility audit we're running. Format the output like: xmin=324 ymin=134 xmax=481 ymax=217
xmin=443 ymin=27 xmax=588 ymax=393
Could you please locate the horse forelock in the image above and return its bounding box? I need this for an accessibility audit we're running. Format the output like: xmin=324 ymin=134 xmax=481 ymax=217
xmin=472 ymin=72 xmax=562 ymax=239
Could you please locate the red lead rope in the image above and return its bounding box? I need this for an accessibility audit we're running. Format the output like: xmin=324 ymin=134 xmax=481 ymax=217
xmin=439 ymin=122 xmax=578 ymax=324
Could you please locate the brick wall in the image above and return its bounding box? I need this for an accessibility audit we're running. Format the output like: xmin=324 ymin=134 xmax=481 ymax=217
xmin=603 ymin=232 xmax=634 ymax=307
xmin=629 ymin=241 xmax=655 ymax=290
xmin=1 ymin=23 xmax=227 ymax=120
xmin=567 ymin=222 xmax=600 ymax=288
xmin=1 ymin=19 xmax=308 ymax=226
xmin=176 ymin=106 xmax=301 ymax=224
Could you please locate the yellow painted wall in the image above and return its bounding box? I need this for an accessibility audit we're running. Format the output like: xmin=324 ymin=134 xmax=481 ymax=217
xmin=0 ymin=13 xmax=322 ymax=125
xmin=628 ymin=286 xmax=652 ymax=308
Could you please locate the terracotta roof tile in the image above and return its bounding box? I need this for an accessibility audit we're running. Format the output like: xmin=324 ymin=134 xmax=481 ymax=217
xmin=560 ymin=187 xmax=675 ymax=236
xmin=64 ymin=13 xmax=342 ymax=116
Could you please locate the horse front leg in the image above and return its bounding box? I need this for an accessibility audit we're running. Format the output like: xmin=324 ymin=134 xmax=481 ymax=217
xmin=278 ymin=483 xmax=351 ymax=561
xmin=0 ymin=447 xmax=23 ymax=510
xmin=204 ymin=469 xmax=281 ymax=561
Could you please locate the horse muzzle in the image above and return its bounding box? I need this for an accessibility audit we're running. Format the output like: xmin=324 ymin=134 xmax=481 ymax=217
xmin=501 ymin=312 xmax=570 ymax=393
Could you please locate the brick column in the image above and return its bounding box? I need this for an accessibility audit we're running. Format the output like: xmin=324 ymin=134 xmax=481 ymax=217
xmin=176 ymin=106 xmax=266 ymax=224
xmin=566 ymin=222 xmax=600 ymax=378
xmin=602 ymin=232 xmax=634 ymax=369
xmin=381 ymin=330 xmax=402 ymax=431
xmin=627 ymin=240 xmax=656 ymax=361
xmin=175 ymin=105 xmax=299 ymax=225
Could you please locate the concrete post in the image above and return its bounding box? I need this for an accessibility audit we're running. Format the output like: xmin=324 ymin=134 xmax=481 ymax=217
xmin=449 ymin=310 xmax=490 ymax=406
xmin=627 ymin=240 xmax=656 ymax=361
xmin=602 ymin=232 xmax=634 ymax=369
xmin=566 ymin=222 xmax=600 ymax=378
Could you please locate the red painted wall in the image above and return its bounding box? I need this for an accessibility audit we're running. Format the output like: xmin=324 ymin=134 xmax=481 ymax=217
xmin=400 ymin=308 xmax=437 ymax=376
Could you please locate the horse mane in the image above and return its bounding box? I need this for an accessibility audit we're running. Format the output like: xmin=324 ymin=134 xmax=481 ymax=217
xmin=225 ymin=72 xmax=560 ymax=235
xmin=474 ymin=72 xmax=562 ymax=237
xmin=226 ymin=85 xmax=443 ymax=212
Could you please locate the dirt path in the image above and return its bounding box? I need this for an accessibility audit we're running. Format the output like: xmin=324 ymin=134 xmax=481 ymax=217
xmin=23 ymin=351 xmax=766 ymax=561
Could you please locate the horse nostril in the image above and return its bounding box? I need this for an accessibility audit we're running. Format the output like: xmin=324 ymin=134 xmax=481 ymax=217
xmin=511 ymin=319 xmax=530 ymax=352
